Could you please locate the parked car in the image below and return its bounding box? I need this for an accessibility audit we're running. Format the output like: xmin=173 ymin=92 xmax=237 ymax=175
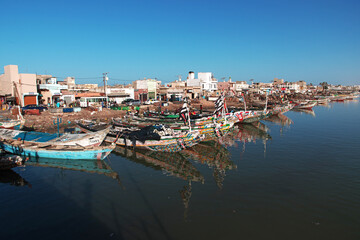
xmin=22 ymin=104 xmax=48 ymax=112
xmin=144 ymin=99 xmax=160 ymax=105
xmin=126 ymin=99 xmax=141 ymax=106
xmin=121 ymin=98 xmax=134 ymax=104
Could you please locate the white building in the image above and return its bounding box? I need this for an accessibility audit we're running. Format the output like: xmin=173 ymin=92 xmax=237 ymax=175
xmin=38 ymin=77 xmax=68 ymax=104
xmin=235 ymin=81 xmax=249 ymax=92
xmin=107 ymin=87 xmax=135 ymax=104
xmin=186 ymin=71 xmax=200 ymax=87
xmin=185 ymin=71 xmax=217 ymax=92
xmin=198 ymin=72 xmax=217 ymax=92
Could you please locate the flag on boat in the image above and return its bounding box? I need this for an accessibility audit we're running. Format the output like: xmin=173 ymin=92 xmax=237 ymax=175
xmin=213 ymin=95 xmax=225 ymax=116
xmin=179 ymin=103 xmax=189 ymax=124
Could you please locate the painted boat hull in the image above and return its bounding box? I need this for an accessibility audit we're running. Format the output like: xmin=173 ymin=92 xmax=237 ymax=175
xmin=0 ymin=127 xmax=110 ymax=147
xmin=0 ymin=142 xmax=115 ymax=160
xmin=105 ymin=132 xmax=204 ymax=152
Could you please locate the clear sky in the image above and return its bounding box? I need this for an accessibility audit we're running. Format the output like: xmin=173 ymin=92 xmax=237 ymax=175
xmin=0 ymin=0 xmax=359 ymax=85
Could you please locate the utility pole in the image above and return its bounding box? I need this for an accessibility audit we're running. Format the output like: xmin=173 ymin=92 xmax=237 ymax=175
xmin=103 ymin=72 xmax=109 ymax=108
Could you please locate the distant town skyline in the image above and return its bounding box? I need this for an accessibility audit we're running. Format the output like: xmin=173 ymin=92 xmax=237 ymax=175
xmin=1 ymin=0 xmax=359 ymax=85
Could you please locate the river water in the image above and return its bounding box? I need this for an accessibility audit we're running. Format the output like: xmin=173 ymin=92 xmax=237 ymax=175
xmin=1 ymin=101 xmax=359 ymax=240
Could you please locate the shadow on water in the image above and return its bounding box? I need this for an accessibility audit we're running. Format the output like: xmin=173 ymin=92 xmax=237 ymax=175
xmin=0 ymin=169 xmax=30 ymax=187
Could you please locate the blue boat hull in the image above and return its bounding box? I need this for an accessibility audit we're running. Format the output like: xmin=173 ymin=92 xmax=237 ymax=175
xmin=0 ymin=142 xmax=114 ymax=160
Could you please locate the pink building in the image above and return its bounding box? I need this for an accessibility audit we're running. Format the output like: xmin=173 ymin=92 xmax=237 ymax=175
xmin=0 ymin=65 xmax=38 ymax=106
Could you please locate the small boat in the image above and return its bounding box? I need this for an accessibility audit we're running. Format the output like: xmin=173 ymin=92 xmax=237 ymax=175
xmin=105 ymin=125 xmax=204 ymax=152
xmin=330 ymin=96 xmax=346 ymax=102
xmin=0 ymin=155 xmax=25 ymax=170
xmin=76 ymin=120 xmax=110 ymax=132
xmin=0 ymin=118 xmax=25 ymax=129
xmin=0 ymin=139 xmax=115 ymax=160
xmin=292 ymin=108 xmax=316 ymax=117
xmin=171 ymin=122 xmax=234 ymax=141
xmin=293 ymin=101 xmax=317 ymax=110
xmin=0 ymin=127 xmax=110 ymax=147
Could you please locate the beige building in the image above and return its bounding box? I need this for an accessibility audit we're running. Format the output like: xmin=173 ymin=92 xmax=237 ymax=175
xmin=133 ymin=79 xmax=158 ymax=99
xmin=0 ymin=65 xmax=38 ymax=106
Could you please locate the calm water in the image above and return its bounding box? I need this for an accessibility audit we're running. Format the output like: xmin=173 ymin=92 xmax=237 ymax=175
xmin=1 ymin=101 xmax=360 ymax=240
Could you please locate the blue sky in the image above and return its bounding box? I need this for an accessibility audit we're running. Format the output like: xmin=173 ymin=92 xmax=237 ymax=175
xmin=0 ymin=0 xmax=359 ymax=85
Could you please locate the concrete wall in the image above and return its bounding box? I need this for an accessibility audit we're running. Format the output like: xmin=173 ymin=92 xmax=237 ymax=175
xmin=186 ymin=78 xmax=200 ymax=87
xmin=0 ymin=65 xmax=37 ymax=106
xmin=19 ymin=73 xmax=37 ymax=94
xmin=198 ymin=72 xmax=212 ymax=83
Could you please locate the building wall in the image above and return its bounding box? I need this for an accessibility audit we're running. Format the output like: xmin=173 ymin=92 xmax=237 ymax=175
xmin=198 ymin=72 xmax=212 ymax=82
xmin=40 ymin=90 xmax=53 ymax=105
xmin=186 ymin=78 xmax=200 ymax=87
xmin=133 ymin=80 xmax=148 ymax=90
xmin=0 ymin=65 xmax=37 ymax=106
xmin=0 ymin=65 xmax=19 ymax=96
xmin=19 ymin=73 xmax=37 ymax=94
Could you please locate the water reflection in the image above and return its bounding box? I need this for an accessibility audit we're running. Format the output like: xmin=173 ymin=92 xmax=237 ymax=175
xmin=222 ymin=123 xmax=271 ymax=147
xmin=0 ymin=169 xmax=31 ymax=187
xmin=292 ymin=108 xmax=316 ymax=117
xmin=265 ymin=113 xmax=293 ymax=126
xmin=113 ymin=147 xmax=205 ymax=220
xmin=26 ymin=158 xmax=121 ymax=183
xmin=113 ymin=147 xmax=204 ymax=183
xmin=182 ymin=141 xmax=235 ymax=189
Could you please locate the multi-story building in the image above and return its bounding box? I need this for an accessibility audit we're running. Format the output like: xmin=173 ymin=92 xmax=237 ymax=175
xmin=186 ymin=71 xmax=218 ymax=93
xmin=234 ymin=81 xmax=249 ymax=94
xmin=198 ymin=72 xmax=217 ymax=92
xmin=38 ymin=77 xmax=68 ymax=105
xmin=133 ymin=78 xmax=158 ymax=99
xmin=0 ymin=65 xmax=38 ymax=106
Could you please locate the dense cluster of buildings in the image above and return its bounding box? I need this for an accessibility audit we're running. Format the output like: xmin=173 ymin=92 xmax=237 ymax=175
xmin=0 ymin=65 xmax=358 ymax=107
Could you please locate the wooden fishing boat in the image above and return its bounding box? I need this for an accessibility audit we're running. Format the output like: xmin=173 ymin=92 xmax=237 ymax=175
xmin=0 ymin=127 xmax=110 ymax=147
xmin=105 ymin=125 xmax=204 ymax=152
xmin=293 ymin=101 xmax=317 ymax=110
xmin=228 ymin=110 xmax=272 ymax=124
xmin=0 ymin=155 xmax=25 ymax=170
xmin=292 ymin=108 xmax=316 ymax=117
xmin=77 ymin=120 xmax=110 ymax=132
xmin=330 ymin=95 xmax=346 ymax=102
xmin=0 ymin=118 xmax=25 ymax=129
xmin=270 ymin=104 xmax=294 ymax=115
xmin=0 ymin=139 xmax=115 ymax=160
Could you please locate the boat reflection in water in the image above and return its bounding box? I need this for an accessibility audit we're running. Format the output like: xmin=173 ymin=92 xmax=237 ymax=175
xmin=265 ymin=113 xmax=293 ymax=126
xmin=113 ymin=146 xmax=205 ymax=220
xmin=0 ymin=169 xmax=31 ymax=187
xmin=113 ymin=146 xmax=204 ymax=183
xmin=182 ymin=141 xmax=235 ymax=190
xmin=292 ymin=108 xmax=316 ymax=117
xmin=26 ymin=158 xmax=121 ymax=183
xmin=221 ymin=122 xmax=271 ymax=146
xmin=112 ymin=122 xmax=273 ymax=218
